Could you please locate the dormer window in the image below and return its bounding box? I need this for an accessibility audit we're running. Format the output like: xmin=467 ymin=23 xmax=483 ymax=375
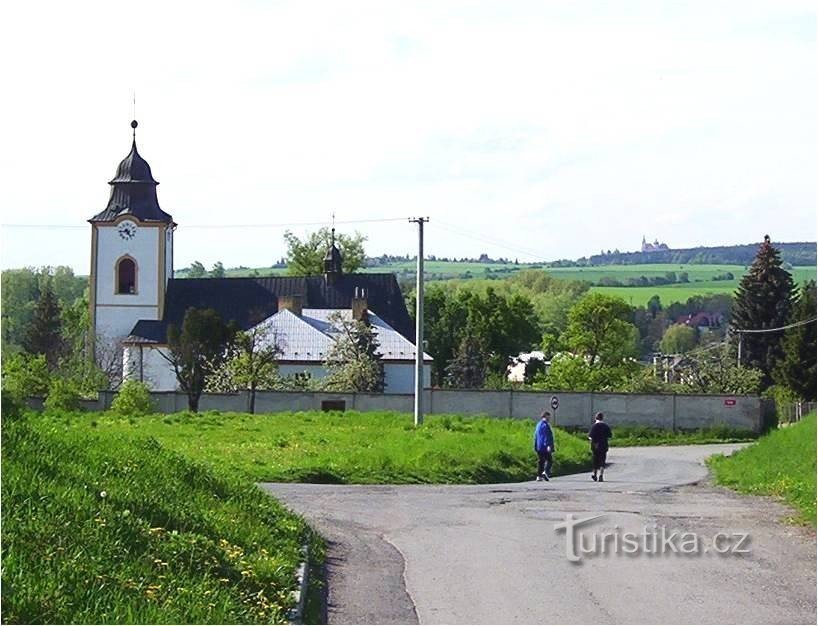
xmin=116 ymin=257 xmax=137 ymax=294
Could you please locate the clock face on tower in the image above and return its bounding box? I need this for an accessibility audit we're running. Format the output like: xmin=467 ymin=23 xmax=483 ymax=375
xmin=117 ymin=221 xmax=137 ymax=241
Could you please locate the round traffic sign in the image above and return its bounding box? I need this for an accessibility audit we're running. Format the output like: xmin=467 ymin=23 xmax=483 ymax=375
xmin=550 ymin=395 xmax=559 ymax=410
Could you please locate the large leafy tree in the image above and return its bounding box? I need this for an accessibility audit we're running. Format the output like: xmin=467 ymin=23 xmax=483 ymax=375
xmin=207 ymin=316 xmax=282 ymax=413
xmin=676 ymin=346 xmax=763 ymax=395
xmin=659 ymin=324 xmax=698 ymax=354
xmin=773 ymin=280 xmax=817 ymax=400
xmin=731 ymin=236 xmax=796 ymax=388
xmin=540 ymin=353 xmax=639 ymax=392
xmin=283 ymin=228 xmax=367 ymax=275
xmin=323 ymin=312 xmax=385 ymax=392
xmin=161 ymin=308 xmax=236 ymax=412
xmin=422 ymin=285 xmax=540 ymax=385
xmin=22 ymin=280 xmax=64 ymax=369
xmin=561 ymin=292 xmax=638 ymax=367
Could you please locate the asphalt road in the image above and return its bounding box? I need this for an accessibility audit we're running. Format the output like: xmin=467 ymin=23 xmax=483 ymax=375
xmin=261 ymin=444 xmax=816 ymax=624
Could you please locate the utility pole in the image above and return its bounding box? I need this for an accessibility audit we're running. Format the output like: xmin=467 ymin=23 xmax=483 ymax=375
xmin=736 ymin=331 xmax=743 ymax=368
xmin=410 ymin=217 xmax=429 ymax=426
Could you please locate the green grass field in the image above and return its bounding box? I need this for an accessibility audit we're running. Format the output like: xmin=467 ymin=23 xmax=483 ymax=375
xmin=41 ymin=410 xmax=592 ymax=484
xmin=707 ymin=413 xmax=816 ymax=525
xmin=1 ymin=413 xmax=313 ymax=624
xmin=197 ymin=263 xmax=816 ymax=307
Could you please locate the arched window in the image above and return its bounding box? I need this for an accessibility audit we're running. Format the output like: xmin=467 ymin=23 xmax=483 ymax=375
xmin=116 ymin=257 xmax=137 ymax=294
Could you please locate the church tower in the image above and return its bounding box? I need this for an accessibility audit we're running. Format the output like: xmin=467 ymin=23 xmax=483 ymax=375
xmin=88 ymin=120 xmax=175 ymax=346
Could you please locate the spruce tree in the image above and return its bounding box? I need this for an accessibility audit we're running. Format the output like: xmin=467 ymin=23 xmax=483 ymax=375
xmin=773 ymin=280 xmax=817 ymax=400
xmin=22 ymin=280 xmax=64 ymax=369
xmin=445 ymin=336 xmax=487 ymax=388
xmin=731 ymin=235 xmax=796 ymax=387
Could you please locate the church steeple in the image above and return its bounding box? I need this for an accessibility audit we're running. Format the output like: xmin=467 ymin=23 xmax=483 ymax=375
xmin=323 ymin=227 xmax=343 ymax=285
xmin=89 ymin=120 xmax=174 ymax=224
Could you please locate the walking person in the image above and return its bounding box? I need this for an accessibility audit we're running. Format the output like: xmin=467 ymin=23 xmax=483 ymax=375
xmin=533 ymin=411 xmax=555 ymax=481
xmin=588 ymin=412 xmax=613 ymax=482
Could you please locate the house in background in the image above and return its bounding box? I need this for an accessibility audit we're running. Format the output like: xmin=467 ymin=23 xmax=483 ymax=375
xmin=89 ymin=121 xmax=431 ymax=393
xmin=261 ymin=293 xmax=432 ymax=393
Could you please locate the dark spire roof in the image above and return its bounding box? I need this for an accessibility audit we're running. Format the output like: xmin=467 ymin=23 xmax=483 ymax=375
xmin=323 ymin=227 xmax=343 ymax=275
xmin=89 ymin=120 xmax=174 ymax=224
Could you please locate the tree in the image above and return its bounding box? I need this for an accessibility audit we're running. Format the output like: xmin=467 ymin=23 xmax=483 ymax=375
xmin=187 ymin=261 xmax=207 ymax=278
xmin=1 ymin=353 xmax=50 ymax=401
xmin=540 ymin=353 xmax=638 ymax=392
xmin=561 ymin=293 xmax=638 ymax=367
xmin=323 ymin=312 xmax=384 ymax=392
xmin=210 ymin=261 xmax=226 ymax=278
xmin=660 ymin=324 xmax=698 ymax=354
xmin=731 ymin=235 xmax=796 ymax=388
xmin=675 ymin=347 xmax=763 ymax=395
xmin=445 ymin=336 xmax=487 ymax=388
xmin=22 ymin=280 xmax=64 ymax=369
xmin=647 ymin=295 xmax=662 ymax=319
xmin=161 ymin=308 xmax=236 ymax=412
xmin=209 ymin=317 xmax=282 ymax=413
xmin=283 ymin=228 xmax=367 ymax=275
xmin=773 ymin=280 xmax=817 ymax=400
xmin=421 ymin=285 xmax=541 ymax=385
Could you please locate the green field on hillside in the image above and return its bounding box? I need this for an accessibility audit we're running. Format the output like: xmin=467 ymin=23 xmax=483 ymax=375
xmin=708 ymin=413 xmax=816 ymax=525
xmin=36 ymin=410 xmax=592 ymax=484
xmin=1 ymin=413 xmax=312 ymax=624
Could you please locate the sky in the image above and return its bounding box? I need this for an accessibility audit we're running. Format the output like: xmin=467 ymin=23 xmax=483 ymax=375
xmin=0 ymin=0 xmax=815 ymax=274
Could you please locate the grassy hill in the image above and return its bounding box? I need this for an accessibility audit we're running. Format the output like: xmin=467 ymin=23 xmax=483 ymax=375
xmin=708 ymin=413 xmax=816 ymax=526
xmin=1 ymin=413 xmax=312 ymax=624
xmin=183 ymin=262 xmax=816 ymax=307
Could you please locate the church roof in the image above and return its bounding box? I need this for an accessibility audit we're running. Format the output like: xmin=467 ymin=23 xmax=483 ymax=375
xmin=125 ymin=273 xmax=414 ymax=344
xmin=89 ymin=121 xmax=174 ymax=224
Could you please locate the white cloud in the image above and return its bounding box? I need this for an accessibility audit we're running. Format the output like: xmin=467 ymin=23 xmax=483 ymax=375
xmin=0 ymin=0 xmax=814 ymax=271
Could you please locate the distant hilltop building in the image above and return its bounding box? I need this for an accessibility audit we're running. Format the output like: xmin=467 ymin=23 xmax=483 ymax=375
xmin=641 ymin=236 xmax=670 ymax=253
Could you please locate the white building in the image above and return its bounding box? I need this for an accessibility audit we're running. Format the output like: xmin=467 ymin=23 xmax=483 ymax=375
xmin=89 ymin=121 xmax=431 ymax=393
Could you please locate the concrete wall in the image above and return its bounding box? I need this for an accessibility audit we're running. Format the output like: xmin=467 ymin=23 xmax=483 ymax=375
xmin=30 ymin=389 xmax=765 ymax=432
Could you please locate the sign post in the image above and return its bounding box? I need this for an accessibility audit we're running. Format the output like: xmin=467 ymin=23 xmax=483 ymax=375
xmin=550 ymin=395 xmax=559 ymax=426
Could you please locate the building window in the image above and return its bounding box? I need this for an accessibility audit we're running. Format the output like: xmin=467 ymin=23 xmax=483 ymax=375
xmin=116 ymin=257 xmax=137 ymax=294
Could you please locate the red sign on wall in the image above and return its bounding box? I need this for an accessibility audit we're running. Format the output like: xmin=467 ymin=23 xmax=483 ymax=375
xmin=724 ymin=399 xmax=737 ymax=406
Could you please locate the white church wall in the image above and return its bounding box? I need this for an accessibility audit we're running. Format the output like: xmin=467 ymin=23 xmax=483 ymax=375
xmin=123 ymin=345 xmax=178 ymax=391
xmin=165 ymin=228 xmax=174 ymax=282
xmin=96 ymin=225 xmax=161 ymax=307
xmin=277 ymin=362 xmax=430 ymax=394
xmin=384 ymin=362 xmax=432 ymax=394
xmin=278 ymin=364 xmax=327 ymax=383
xmin=97 ymin=306 xmax=159 ymax=344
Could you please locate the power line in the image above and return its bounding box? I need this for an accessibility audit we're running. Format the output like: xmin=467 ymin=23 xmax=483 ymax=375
xmin=435 ymin=220 xmax=550 ymax=262
xmin=0 ymin=217 xmax=409 ymax=230
xmin=733 ymin=317 xmax=817 ymax=334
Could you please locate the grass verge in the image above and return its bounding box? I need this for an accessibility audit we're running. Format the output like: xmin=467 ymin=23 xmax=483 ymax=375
xmin=603 ymin=425 xmax=758 ymax=447
xmin=34 ymin=410 xmax=593 ymax=484
xmin=707 ymin=413 xmax=816 ymax=526
xmin=1 ymin=413 xmax=313 ymax=624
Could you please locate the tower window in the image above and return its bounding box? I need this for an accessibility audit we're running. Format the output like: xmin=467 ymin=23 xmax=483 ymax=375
xmin=116 ymin=257 xmax=137 ymax=294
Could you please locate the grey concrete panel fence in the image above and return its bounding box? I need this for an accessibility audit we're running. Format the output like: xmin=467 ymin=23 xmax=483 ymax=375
xmin=28 ymin=388 xmax=767 ymax=432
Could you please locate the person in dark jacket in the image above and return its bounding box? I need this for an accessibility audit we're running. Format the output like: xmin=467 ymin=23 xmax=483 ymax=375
xmin=588 ymin=412 xmax=613 ymax=482
xmin=533 ymin=411 xmax=555 ymax=481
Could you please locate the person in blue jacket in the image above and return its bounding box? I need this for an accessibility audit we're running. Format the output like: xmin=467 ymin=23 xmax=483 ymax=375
xmin=533 ymin=411 xmax=555 ymax=481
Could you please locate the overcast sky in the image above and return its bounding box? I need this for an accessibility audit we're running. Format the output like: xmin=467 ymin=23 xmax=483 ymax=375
xmin=1 ymin=0 xmax=815 ymax=274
